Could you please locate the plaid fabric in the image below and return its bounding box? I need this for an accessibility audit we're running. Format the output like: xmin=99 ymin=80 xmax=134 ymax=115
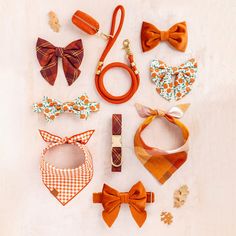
xmin=39 ymin=129 xmax=94 ymax=144
xmin=134 ymin=104 xmax=189 ymax=184
xmin=39 ymin=130 xmax=94 ymax=205
xmin=36 ymin=37 xmax=84 ymax=86
xmin=112 ymin=114 xmax=122 ymax=172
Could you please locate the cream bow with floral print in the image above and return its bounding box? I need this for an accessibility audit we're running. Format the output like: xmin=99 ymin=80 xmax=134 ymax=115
xmin=33 ymin=94 xmax=100 ymax=121
xmin=150 ymin=58 xmax=198 ymax=101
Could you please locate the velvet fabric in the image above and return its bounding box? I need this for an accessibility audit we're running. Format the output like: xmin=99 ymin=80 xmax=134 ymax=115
xmin=93 ymin=181 xmax=155 ymax=227
xmin=141 ymin=21 xmax=188 ymax=52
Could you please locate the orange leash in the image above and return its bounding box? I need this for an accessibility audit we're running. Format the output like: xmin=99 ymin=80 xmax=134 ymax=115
xmin=95 ymin=5 xmax=140 ymax=104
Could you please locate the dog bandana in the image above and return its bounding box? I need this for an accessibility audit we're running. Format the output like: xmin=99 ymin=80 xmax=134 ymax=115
xmin=39 ymin=130 xmax=94 ymax=205
xmin=141 ymin=21 xmax=188 ymax=52
xmin=150 ymin=58 xmax=198 ymax=101
xmin=36 ymin=37 xmax=84 ymax=86
xmin=33 ymin=94 xmax=100 ymax=121
xmin=93 ymin=181 xmax=155 ymax=227
xmin=134 ymin=103 xmax=189 ymax=184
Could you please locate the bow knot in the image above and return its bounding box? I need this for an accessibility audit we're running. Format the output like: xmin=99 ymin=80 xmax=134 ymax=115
xmin=160 ymin=31 xmax=169 ymax=41
xmin=36 ymin=38 xmax=84 ymax=86
xmin=119 ymin=193 xmax=129 ymax=203
xmin=55 ymin=47 xmax=64 ymax=57
xmin=60 ymin=137 xmax=74 ymax=144
xmin=153 ymin=109 xmax=166 ymax=117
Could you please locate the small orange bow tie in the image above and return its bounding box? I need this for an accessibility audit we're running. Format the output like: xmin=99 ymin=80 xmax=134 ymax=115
xmin=141 ymin=21 xmax=188 ymax=52
xmin=93 ymin=181 xmax=155 ymax=227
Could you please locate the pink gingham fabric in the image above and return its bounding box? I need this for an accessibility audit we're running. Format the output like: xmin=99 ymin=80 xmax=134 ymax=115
xmin=39 ymin=130 xmax=94 ymax=205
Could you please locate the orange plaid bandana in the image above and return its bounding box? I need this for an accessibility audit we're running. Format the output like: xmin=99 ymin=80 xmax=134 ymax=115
xmin=134 ymin=103 xmax=190 ymax=184
xmin=39 ymin=130 xmax=94 ymax=205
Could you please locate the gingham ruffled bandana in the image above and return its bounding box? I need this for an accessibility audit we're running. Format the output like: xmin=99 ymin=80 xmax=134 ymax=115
xmin=150 ymin=58 xmax=198 ymax=101
xmin=39 ymin=129 xmax=94 ymax=205
xmin=33 ymin=94 xmax=100 ymax=121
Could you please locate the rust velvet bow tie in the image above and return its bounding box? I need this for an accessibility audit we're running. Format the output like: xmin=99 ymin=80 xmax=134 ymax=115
xmin=141 ymin=21 xmax=188 ymax=52
xmin=93 ymin=181 xmax=155 ymax=227
xmin=36 ymin=38 xmax=84 ymax=86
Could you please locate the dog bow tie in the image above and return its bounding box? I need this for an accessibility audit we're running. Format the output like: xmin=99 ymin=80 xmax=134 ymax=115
xmin=93 ymin=181 xmax=155 ymax=227
xmin=150 ymin=58 xmax=198 ymax=101
xmin=36 ymin=38 xmax=84 ymax=86
xmin=39 ymin=129 xmax=94 ymax=145
xmin=33 ymin=94 xmax=99 ymax=121
xmin=141 ymin=21 xmax=188 ymax=52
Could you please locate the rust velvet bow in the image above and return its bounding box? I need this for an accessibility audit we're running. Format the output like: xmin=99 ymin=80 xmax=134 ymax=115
xmin=93 ymin=181 xmax=154 ymax=227
xmin=141 ymin=21 xmax=188 ymax=52
xmin=36 ymin=38 xmax=84 ymax=86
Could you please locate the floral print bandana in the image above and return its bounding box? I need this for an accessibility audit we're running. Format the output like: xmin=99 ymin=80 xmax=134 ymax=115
xmin=33 ymin=94 xmax=100 ymax=121
xmin=150 ymin=58 xmax=198 ymax=101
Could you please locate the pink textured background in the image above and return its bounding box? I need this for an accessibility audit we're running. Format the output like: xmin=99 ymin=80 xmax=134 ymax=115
xmin=0 ymin=0 xmax=236 ymax=235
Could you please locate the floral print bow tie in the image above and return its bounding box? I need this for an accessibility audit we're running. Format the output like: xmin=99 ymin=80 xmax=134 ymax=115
xmin=33 ymin=94 xmax=99 ymax=121
xmin=150 ymin=58 xmax=198 ymax=101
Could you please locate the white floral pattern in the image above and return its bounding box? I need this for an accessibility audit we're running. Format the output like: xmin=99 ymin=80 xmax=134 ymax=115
xmin=150 ymin=58 xmax=198 ymax=101
xmin=33 ymin=94 xmax=100 ymax=121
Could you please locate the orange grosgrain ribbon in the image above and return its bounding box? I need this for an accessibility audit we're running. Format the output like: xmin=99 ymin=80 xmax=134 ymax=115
xmin=93 ymin=181 xmax=155 ymax=227
xmin=134 ymin=103 xmax=190 ymax=184
xmin=141 ymin=21 xmax=188 ymax=52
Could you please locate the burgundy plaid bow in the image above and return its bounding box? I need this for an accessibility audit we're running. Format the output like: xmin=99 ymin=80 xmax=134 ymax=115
xmin=36 ymin=38 xmax=84 ymax=86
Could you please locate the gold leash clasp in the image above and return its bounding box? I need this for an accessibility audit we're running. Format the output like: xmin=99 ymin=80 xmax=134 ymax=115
xmin=122 ymin=39 xmax=132 ymax=55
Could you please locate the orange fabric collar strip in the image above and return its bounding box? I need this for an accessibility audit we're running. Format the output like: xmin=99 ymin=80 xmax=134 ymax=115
xmin=93 ymin=181 xmax=155 ymax=227
xmin=141 ymin=21 xmax=188 ymax=52
xmin=39 ymin=130 xmax=94 ymax=205
xmin=93 ymin=191 xmax=154 ymax=204
xmin=134 ymin=103 xmax=190 ymax=184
